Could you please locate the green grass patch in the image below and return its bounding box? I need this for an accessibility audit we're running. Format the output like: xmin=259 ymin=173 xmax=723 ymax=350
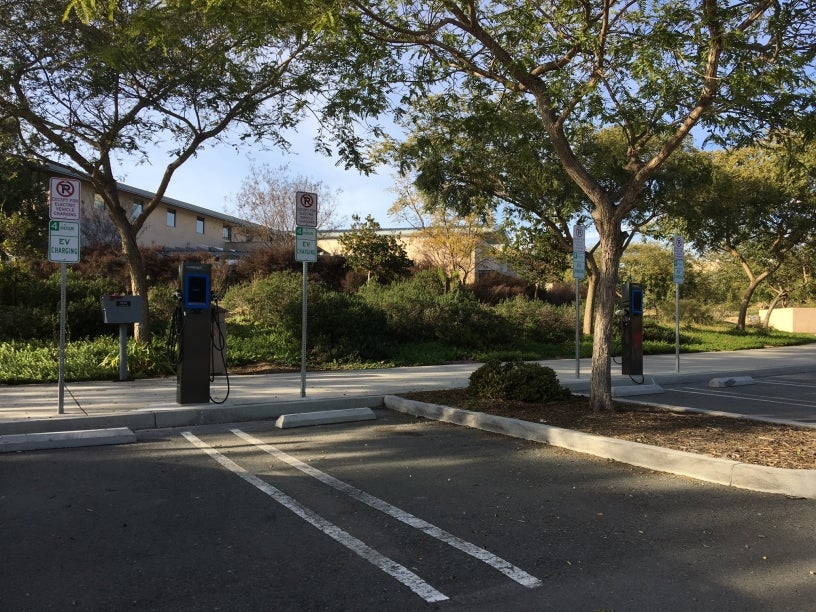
xmin=1 ymin=320 xmax=813 ymax=385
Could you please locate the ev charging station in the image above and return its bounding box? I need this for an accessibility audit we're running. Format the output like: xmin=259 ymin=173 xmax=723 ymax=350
xmin=174 ymin=262 xmax=215 ymax=404
xmin=621 ymin=282 xmax=644 ymax=376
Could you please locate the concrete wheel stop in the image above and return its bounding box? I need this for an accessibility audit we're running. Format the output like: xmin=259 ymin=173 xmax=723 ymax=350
xmin=275 ymin=407 xmax=376 ymax=429
xmin=0 ymin=427 xmax=136 ymax=453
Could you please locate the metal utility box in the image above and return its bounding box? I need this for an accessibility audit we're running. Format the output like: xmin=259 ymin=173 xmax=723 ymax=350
xmin=101 ymin=295 xmax=144 ymax=324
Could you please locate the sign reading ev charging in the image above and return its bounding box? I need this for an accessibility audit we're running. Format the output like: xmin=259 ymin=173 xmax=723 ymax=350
xmin=48 ymin=220 xmax=80 ymax=263
xmin=295 ymin=226 xmax=318 ymax=262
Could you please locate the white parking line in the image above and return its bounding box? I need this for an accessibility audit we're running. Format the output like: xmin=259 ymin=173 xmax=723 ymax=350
xmin=231 ymin=428 xmax=543 ymax=589
xmin=181 ymin=432 xmax=448 ymax=603
xmin=675 ymin=387 xmax=816 ymax=408
xmin=763 ymin=380 xmax=816 ymax=389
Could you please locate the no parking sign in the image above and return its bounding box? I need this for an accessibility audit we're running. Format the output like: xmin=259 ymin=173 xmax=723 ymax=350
xmin=295 ymin=191 xmax=318 ymax=227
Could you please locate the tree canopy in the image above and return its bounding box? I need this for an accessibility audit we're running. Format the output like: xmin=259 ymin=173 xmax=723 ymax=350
xmin=231 ymin=163 xmax=345 ymax=245
xmin=670 ymin=139 xmax=816 ymax=330
xmin=350 ymin=0 xmax=816 ymax=410
xmin=0 ymin=0 xmax=393 ymax=341
xmin=338 ymin=214 xmax=411 ymax=283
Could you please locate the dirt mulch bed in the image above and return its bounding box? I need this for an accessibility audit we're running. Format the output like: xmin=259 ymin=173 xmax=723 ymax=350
xmin=398 ymin=389 xmax=816 ymax=471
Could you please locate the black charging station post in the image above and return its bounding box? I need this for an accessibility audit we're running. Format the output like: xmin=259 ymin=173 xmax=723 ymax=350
xmin=176 ymin=262 xmax=212 ymax=404
xmin=621 ymin=282 xmax=644 ymax=376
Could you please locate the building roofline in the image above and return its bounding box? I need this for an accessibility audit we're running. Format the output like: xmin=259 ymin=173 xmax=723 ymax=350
xmin=44 ymin=161 xmax=255 ymax=228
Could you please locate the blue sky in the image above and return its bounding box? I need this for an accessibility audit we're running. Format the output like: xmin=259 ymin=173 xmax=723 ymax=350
xmin=113 ymin=122 xmax=403 ymax=230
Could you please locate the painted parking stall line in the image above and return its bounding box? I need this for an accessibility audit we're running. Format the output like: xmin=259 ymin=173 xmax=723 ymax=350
xmin=675 ymin=387 xmax=816 ymax=409
xmin=763 ymin=379 xmax=816 ymax=389
xmin=181 ymin=432 xmax=448 ymax=604
xmin=231 ymin=428 xmax=543 ymax=589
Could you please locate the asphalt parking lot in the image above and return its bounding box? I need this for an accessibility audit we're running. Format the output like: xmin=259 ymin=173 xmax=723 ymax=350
xmin=3 ymin=408 xmax=816 ymax=611
xmin=632 ymin=371 xmax=816 ymax=425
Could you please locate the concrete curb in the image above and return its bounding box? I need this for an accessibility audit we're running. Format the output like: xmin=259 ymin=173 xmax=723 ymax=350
xmin=0 ymin=427 xmax=136 ymax=453
xmin=383 ymin=395 xmax=816 ymax=500
xmin=0 ymin=396 xmax=384 ymax=436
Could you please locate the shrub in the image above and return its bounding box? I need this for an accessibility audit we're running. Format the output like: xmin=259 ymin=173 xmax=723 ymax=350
xmin=294 ymin=286 xmax=390 ymax=363
xmin=358 ymin=270 xmax=446 ymax=341
xmin=469 ymin=272 xmax=529 ymax=304
xmin=467 ymin=359 xmax=570 ymax=402
xmin=223 ymin=271 xmax=391 ymax=364
xmin=426 ymin=291 xmax=513 ymax=349
xmin=221 ymin=271 xmax=302 ymax=328
xmin=0 ymin=264 xmax=119 ymax=340
xmin=494 ymin=296 xmax=573 ymax=344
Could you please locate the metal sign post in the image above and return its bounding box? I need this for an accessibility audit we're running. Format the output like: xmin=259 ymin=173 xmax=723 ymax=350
xmin=673 ymin=236 xmax=685 ymax=373
xmin=294 ymin=193 xmax=318 ymax=397
xmin=572 ymin=225 xmax=586 ymax=378
xmin=300 ymin=261 xmax=308 ymax=398
xmin=48 ymin=179 xmax=82 ymax=415
xmin=58 ymin=264 xmax=67 ymax=413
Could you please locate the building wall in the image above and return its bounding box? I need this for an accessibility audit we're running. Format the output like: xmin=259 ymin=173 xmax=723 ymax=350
xmin=319 ymin=228 xmax=513 ymax=283
xmin=758 ymin=308 xmax=816 ymax=334
xmin=49 ymin=165 xmax=253 ymax=251
xmin=137 ymin=203 xmax=229 ymax=250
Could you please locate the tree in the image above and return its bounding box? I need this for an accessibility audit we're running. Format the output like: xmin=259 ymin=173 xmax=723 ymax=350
xmin=756 ymin=243 xmax=816 ymax=328
xmin=497 ymin=216 xmax=571 ymax=301
xmin=230 ymin=163 xmax=345 ymax=246
xmin=0 ymin=139 xmax=48 ymax=260
xmin=389 ymin=176 xmax=493 ymax=290
xmin=0 ymin=0 xmax=391 ymax=342
xmin=352 ymin=0 xmax=815 ymax=410
xmin=385 ymin=91 xmax=709 ymax=337
xmin=672 ymin=141 xmax=816 ymax=330
xmin=338 ymin=214 xmax=411 ymax=283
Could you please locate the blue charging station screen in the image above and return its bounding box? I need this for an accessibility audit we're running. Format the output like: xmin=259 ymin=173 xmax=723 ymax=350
xmin=630 ymin=288 xmax=643 ymax=315
xmin=184 ymin=274 xmax=210 ymax=309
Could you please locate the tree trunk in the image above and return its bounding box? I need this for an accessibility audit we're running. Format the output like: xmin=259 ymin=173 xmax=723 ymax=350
xmin=124 ymin=237 xmax=150 ymax=344
xmin=589 ymin=233 xmax=621 ymax=412
xmin=583 ymin=272 xmax=595 ymax=336
xmin=736 ymin=279 xmax=762 ymax=332
xmin=762 ymin=290 xmax=787 ymax=329
xmin=101 ymin=181 xmax=152 ymax=344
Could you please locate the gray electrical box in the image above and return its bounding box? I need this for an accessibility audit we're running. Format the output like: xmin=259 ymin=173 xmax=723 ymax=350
xmin=101 ymin=295 xmax=144 ymax=324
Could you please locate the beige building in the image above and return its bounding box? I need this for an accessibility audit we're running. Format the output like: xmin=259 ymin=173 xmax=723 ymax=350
xmin=48 ymin=163 xmax=256 ymax=253
xmin=47 ymin=163 xmax=513 ymax=278
xmin=319 ymin=227 xmax=514 ymax=283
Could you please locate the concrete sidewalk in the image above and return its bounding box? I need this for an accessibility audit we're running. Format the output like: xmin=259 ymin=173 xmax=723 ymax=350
xmin=3 ymin=343 xmax=816 ymax=499
xmin=2 ymin=343 xmax=816 ymax=433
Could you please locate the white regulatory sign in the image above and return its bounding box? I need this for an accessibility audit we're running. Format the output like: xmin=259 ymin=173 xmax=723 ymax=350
xmin=572 ymin=224 xmax=586 ymax=253
xmin=48 ymin=220 xmax=81 ymax=263
xmin=673 ymin=258 xmax=685 ymax=284
xmin=49 ymin=177 xmax=81 ymax=221
xmin=295 ymin=191 xmax=318 ymax=228
xmin=295 ymin=226 xmax=318 ymax=262
xmin=673 ymin=235 xmax=684 ymax=259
